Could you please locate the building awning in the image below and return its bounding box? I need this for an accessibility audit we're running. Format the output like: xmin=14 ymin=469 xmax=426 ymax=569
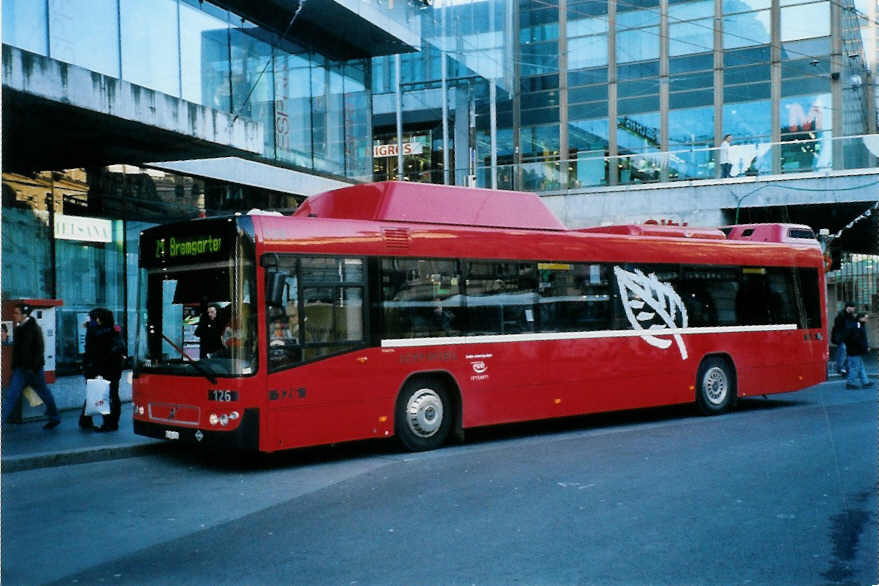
xmin=212 ymin=0 xmax=422 ymax=60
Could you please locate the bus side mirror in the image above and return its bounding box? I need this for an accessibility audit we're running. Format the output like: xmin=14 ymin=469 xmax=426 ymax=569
xmin=267 ymin=270 xmax=288 ymax=307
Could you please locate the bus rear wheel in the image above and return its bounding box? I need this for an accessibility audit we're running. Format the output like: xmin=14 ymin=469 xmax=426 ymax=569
xmin=395 ymin=378 xmax=452 ymax=451
xmin=696 ymin=357 xmax=736 ymax=415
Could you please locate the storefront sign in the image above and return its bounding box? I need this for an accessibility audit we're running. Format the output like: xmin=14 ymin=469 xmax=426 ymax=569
xmin=373 ymin=142 xmax=425 ymax=158
xmin=54 ymin=215 xmax=112 ymax=243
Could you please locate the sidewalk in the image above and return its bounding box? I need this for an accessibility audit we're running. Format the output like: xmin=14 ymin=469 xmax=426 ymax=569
xmin=1 ymin=353 xmax=876 ymax=473
xmin=1 ymin=402 xmax=163 ymax=473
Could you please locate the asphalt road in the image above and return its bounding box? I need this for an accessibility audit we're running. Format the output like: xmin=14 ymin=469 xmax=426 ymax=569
xmin=2 ymin=380 xmax=876 ymax=585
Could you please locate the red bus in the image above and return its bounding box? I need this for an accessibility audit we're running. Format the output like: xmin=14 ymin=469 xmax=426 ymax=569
xmin=132 ymin=182 xmax=827 ymax=452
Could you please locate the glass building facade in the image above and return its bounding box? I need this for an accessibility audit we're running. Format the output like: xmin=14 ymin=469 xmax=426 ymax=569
xmin=372 ymin=0 xmax=876 ymax=190
xmin=1 ymin=0 xmax=376 ymax=181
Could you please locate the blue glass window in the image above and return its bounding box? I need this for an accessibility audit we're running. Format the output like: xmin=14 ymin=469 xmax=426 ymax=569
xmin=180 ymin=1 xmax=230 ymax=111
xmin=669 ymin=106 xmax=715 ymax=146
xmin=616 ymin=28 xmax=660 ymax=63
xmin=568 ymin=35 xmax=608 ymax=69
xmin=48 ymin=0 xmax=119 ymax=77
xmin=120 ymin=0 xmax=180 ymax=96
xmin=723 ymin=11 xmax=771 ymax=49
xmin=231 ymin=21 xmax=275 ymax=156
xmin=781 ymin=2 xmax=830 ymax=41
xmin=723 ymin=100 xmax=771 ymax=138
xmin=669 ymin=0 xmax=714 ymax=20
xmin=274 ymin=50 xmax=313 ymax=169
xmin=670 ymin=19 xmax=714 ymax=56
xmin=617 ymin=112 xmax=660 ymax=153
xmin=3 ymin=0 xmax=48 ymax=56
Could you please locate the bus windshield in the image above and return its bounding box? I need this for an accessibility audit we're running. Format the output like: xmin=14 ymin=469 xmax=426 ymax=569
xmin=137 ymin=224 xmax=257 ymax=378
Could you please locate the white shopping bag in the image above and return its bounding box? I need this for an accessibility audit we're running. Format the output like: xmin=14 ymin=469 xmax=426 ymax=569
xmin=85 ymin=377 xmax=111 ymax=416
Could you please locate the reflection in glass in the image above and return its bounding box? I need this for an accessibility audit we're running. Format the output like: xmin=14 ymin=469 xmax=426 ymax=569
xmin=617 ymin=112 xmax=661 ymax=154
xmin=723 ymin=100 xmax=771 ymax=141
xmin=275 ymin=50 xmax=313 ymax=168
xmin=669 ymin=0 xmax=714 ymax=20
xmin=780 ymin=2 xmax=830 ymax=41
xmin=723 ymin=11 xmax=771 ymax=49
xmin=616 ymin=28 xmax=660 ymax=63
xmin=670 ymin=20 xmax=714 ymax=56
xmin=180 ymin=2 xmax=230 ymax=111
xmin=231 ymin=22 xmax=275 ymax=156
xmin=121 ymin=0 xmax=180 ymax=96
xmin=668 ymin=106 xmax=714 ymax=179
xmin=49 ymin=0 xmax=119 ymax=77
xmin=569 ymin=118 xmax=609 ymax=188
xmin=568 ymin=35 xmax=608 ymax=69
xmin=723 ymin=0 xmax=771 ymax=13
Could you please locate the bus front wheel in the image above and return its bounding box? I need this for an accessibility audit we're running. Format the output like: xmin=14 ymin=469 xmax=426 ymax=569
xmin=696 ymin=357 xmax=736 ymax=415
xmin=395 ymin=378 xmax=452 ymax=451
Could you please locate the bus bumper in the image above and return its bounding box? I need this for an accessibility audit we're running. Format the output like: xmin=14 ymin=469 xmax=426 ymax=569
xmin=133 ymin=408 xmax=260 ymax=451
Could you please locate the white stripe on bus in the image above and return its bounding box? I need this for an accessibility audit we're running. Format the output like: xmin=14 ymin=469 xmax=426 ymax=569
xmin=381 ymin=324 xmax=799 ymax=348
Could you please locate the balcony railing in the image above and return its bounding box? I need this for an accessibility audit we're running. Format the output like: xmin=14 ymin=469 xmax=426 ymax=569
xmin=475 ymin=133 xmax=879 ymax=192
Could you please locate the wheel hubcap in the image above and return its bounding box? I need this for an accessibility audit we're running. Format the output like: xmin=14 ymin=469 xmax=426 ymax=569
xmin=406 ymin=388 xmax=444 ymax=438
xmin=703 ymin=367 xmax=728 ymax=405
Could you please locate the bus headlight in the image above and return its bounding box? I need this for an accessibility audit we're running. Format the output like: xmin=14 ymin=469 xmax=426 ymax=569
xmin=209 ymin=414 xmax=219 ymax=425
xmin=219 ymin=414 xmax=229 ymax=426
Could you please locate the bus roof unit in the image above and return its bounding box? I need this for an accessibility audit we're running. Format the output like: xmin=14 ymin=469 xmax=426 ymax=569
xmin=721 ymin=223 xmax=819 ymax=248
xmin=578 ymin=225 xmax=727 ymax=240
xmin=294 ymin=181 xmax=567 ymax=231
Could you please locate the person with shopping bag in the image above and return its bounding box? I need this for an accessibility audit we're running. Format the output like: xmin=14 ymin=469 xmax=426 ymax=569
xmin=79 ymin=308 xmax=125 ymax=432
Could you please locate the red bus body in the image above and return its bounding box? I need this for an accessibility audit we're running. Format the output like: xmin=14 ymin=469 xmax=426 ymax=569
xmin=133 ymin=182 xmax=828 ymax=453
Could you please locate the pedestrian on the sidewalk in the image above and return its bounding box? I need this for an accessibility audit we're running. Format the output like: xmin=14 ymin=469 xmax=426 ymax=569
xmin=831 ymin=301 xmax=857 ymax=375
xmin=79 ymin=308 xmax=125 ymax=432
xmin=844 ymin=312 xmax=873 ymax=389
xmin=1 ymin=303 xmax=61 ymax=429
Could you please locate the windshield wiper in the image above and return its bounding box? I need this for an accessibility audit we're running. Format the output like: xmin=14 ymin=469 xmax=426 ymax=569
xmin=160 ymin=332 xmax=218 ymax=384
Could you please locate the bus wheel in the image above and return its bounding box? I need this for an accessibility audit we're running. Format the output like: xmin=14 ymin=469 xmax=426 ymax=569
xmin=696 ymin=357 xmax=736 ymax=415
xmin=396 ymin=379 xmax=452 ymax=451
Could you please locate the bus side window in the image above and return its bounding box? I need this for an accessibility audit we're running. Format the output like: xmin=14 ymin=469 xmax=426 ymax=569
xmin=266 ymin=256 xmax=302 ymax=371
xmin=538 ymin=263 xmax=611 ymax=333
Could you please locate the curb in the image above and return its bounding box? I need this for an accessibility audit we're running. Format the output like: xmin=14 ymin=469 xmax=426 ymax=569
xmin=1 ymin=442 xmax=166 ymax=473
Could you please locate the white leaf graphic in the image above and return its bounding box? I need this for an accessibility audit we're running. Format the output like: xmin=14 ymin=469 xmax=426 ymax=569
xmin=614 ymin=266 xmax=689 ymax=360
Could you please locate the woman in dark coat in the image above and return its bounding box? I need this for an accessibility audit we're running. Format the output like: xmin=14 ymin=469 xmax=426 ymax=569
xmin=79 ymin=308 xmax=124 ymax=431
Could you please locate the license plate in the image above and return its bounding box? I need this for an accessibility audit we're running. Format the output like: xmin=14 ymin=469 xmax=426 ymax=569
xmin=165 ymin=430 xmax=180 ymax=440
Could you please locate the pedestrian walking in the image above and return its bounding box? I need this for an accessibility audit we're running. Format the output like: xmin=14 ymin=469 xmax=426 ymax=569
xmin=79 ymin=308 xmax=125 ymax=431
xmin=719 ymin=134 xmax=733 ymax=178
xmin=1 ymin=303 xmax=61 ymax=428
xmin=195 ymin=303 xmax=224 ymax=358
xmin=844 ymin=312 xmax=873 ymax=389
xmin=831 ymin=301 xmax=857 ymax=375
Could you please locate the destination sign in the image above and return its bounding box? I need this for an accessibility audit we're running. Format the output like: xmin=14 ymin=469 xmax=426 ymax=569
xmin=155 ymin=235 xmax=223 ymax=259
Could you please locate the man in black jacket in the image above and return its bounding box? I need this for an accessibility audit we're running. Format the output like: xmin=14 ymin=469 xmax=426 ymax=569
xmin=844 ymin=312 xmax=874 ymax=389
xmin=831 ymin=301 xmax=857 ymax=375
xmin=1 ymin=303 xmax=61 ymax=428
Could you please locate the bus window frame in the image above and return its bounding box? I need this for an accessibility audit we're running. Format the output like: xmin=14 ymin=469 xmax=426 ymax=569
xmin=264 ymin=253 xmax=370 ymax=373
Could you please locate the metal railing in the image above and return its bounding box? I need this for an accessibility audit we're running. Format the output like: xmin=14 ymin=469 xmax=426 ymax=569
xmin=475 ymin=133 xmax=879 ymax=192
